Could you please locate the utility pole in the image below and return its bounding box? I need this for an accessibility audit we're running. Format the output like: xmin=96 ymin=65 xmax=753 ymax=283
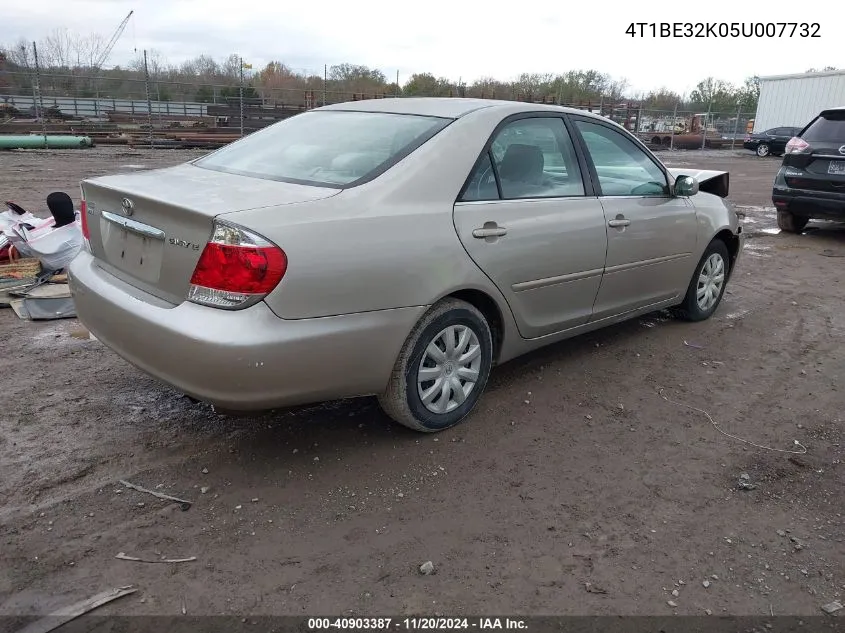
xmin=143 ymin=50 xmax=153 ymax=148
xmin=32 ymin=42 xmax=48 ymax=147
xmin=323 ymin=64 xmax=327 ymax=106
xmin=396 ymin=70 xmax=400 ymax=97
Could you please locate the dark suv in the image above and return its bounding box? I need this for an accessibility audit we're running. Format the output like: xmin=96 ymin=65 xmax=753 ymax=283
xmin=772 ymin=107 xmax=845 ymax=232
xmin=744 ymin=126 xmax=802 ymax=157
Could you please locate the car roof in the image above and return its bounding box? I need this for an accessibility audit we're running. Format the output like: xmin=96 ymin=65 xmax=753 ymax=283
xmin=316 ymin=97 xmax=605 ymax=120
xmin=819 ymin=106 xmax=845 ymax=116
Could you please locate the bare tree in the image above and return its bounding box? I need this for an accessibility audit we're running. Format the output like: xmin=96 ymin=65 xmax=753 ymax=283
xmin=41 ymin=28 xmax=75 ymax=68
xmin=73 ymin=33 xmax=107 ymax=69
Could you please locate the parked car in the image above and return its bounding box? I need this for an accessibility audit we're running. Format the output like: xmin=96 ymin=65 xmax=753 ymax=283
xmin=68 ymin=98 xmax=744 ymax=433
xmin=772 ymin=106 xmax=845 ymax=232
xmin=744 ymin=126 xmax=803 ymax=157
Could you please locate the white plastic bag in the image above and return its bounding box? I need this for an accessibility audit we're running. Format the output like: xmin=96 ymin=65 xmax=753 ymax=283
xmin=2 ymin=213 xmax=56 ymax=258
xmin=23 ymin=219 xmax=83 ymax=271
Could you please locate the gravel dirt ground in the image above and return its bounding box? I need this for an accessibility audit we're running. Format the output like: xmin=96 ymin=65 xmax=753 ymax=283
xmin=0 ymin=147 xmax=843 ymax=619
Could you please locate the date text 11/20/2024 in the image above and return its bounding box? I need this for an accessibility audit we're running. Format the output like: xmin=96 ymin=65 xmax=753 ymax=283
xmin=307 ymin=618 xmax=528 ymax=630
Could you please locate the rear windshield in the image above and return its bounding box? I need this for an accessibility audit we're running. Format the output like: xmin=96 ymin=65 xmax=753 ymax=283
xmin=801 ymin=111 xmax=845 ymax=144
xmin=195 ymin=111 xmax=451 ymax=187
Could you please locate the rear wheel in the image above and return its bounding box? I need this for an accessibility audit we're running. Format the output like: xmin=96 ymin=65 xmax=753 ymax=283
xmin=777 ymin=210 xmax=809 ymax=233
xmin=675 ymin=240 xmax=730 ymax=322
xmin=379 ymin=298 xmax=493 ymax=432
xmin=756 ymin=143 xmax=770 ymax=157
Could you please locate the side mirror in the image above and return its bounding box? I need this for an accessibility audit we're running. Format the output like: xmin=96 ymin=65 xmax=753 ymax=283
xmin=674 ymin=175 xmax=699 ymax=197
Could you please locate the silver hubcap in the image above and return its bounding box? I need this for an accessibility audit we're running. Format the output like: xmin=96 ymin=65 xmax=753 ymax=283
xmin=417 ymin=325 xmax=482 ymax=414
xmin=758 ymin=145 xmax=769 ymax=156
xmin=697 ymin=253 xmax=725 ymax=311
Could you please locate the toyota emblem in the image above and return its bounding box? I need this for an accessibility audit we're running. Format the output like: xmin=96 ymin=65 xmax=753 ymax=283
xmin=121 ymin=198 xmax=134 ymax=216
xmin=839 ymin=145 xmax=845 ymax=156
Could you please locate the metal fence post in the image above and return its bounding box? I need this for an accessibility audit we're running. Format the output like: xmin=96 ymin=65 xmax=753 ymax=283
xmin=323 ymin=64 xmax=328 ymax=106
xmin=731 ymin=103 xmax=741 ymax=150
xmin=239 ymin=57 xmax=245 ymax=138
xmin=701 ymin=100 xmax=712 ymax=150
xmin=143 ymin=49 xmax=153 ymax=149
xmin=31 ymin=42 xmax=48 ymax=147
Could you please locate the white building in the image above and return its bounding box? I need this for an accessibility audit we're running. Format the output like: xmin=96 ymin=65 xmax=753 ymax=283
xmin=754 ymin=69 xmax=845 ymax=133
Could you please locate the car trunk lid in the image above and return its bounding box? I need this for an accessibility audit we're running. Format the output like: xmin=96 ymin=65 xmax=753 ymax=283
xmin=82 ymin=163 xmax=338 ymax=304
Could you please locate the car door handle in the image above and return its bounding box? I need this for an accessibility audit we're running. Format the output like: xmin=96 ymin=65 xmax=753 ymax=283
xmin=608 ymin=218 xmax=631 ymax=228
xmin=472 ymin=227 xmax=508 ymax=238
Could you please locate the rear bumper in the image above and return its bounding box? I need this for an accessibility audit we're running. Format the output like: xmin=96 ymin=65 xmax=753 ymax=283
xmin=68 ymin=251 xmax=425 ymax=411
xmin=772 ymin=188 xmax=845 ymax=220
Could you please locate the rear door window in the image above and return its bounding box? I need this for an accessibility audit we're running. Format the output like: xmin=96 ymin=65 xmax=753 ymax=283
xmin=460 ymin=116 xmax=586 ymax=201
xmin=490 ymin=117 xmax=585 ymax=199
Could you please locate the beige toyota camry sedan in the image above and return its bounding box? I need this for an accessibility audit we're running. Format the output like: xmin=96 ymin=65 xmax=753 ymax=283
xmin=69 ymin=98 xmax=744 ymax=432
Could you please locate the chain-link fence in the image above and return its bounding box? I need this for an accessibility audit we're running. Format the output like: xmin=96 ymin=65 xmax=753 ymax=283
xmin=0 ymin=66 xmax=757 ymax=152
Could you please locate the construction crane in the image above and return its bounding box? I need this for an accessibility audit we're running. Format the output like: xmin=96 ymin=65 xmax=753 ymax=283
xmin=90 ymin=10 xmax=133 ymax=118
xmin=93 ymin=10 xmax=133 ymax=73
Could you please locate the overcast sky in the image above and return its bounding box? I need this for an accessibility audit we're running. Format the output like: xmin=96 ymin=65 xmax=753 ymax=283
xmin=1 ymin=0 xmax=840 ymax=96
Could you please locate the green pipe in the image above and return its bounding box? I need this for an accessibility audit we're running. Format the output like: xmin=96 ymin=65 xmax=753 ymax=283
xmin=0 ymin=135 xmax=94 ymax=150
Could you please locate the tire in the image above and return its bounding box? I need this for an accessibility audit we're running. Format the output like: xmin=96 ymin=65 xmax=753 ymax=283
xmin=777 ymin=210 xmax=809 ymax=233
xmin=378 ymin=298 xmax=493 ymax=432
xmin=756 ymin=143 xmax=770 ymax=157
xmin=675 ymin=240 xmax=731 ymax=322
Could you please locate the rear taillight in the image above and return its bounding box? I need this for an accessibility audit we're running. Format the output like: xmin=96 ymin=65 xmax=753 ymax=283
xmin=79 ymin=197 xmax=91 ymax=252
xmin=785 ymin=137 xmax=811 ymax=154
xmin=188 ymin=222 xmax=287 ymax=309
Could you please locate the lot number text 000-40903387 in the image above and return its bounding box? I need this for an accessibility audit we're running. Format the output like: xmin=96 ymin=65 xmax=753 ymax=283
xmin=625 ymin=22 xmax=821 ymax=38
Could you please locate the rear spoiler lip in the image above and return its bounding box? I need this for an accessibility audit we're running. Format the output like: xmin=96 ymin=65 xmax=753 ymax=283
xmin=667 ymin=167 xmax=730 ymax=198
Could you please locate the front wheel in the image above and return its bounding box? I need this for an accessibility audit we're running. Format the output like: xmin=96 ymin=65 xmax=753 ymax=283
xmin=675 ymin=240 xmax=731 ymax=322
xmin=756 ymin=143 xmax=770 ymax=157
xmin=379 ymin=298 xmax=493 ymax=432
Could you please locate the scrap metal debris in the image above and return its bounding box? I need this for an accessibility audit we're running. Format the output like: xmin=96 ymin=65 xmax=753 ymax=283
xmin=115 ymin=552 xmax=197 ymax=564
xmin=118 ymin=479 xmax=192 ymax=510
xmin=15 ymin=586 xmax=136 ymax=633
